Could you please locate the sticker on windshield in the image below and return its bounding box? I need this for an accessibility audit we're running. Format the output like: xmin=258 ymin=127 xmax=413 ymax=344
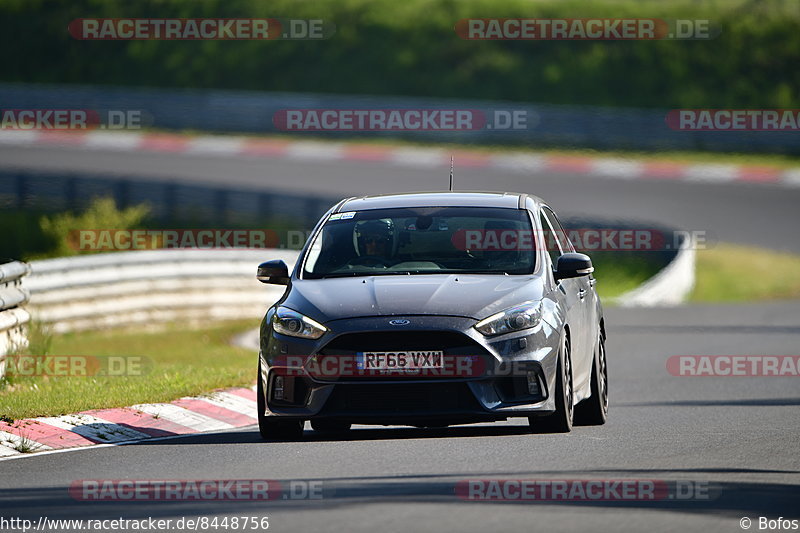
xmin=329 ymin=211 xmax=356 ymax=221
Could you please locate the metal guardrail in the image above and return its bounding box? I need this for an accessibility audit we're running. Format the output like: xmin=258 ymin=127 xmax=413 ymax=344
xmin=560 ymin=217 xmax=696 ymax=307
xmin=616 ymin=234 xmax=696 ymax=307
xmin=0 ymin=260 xmax=32 ymax=378
xmin=25 ymin=249 xmax=299 ymax=333
xmin=0 ymin=82 xmax=797 ymax=153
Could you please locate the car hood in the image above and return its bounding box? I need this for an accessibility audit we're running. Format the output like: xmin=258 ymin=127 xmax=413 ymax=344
xmin=282 ymin=274 xmax=545 ymax=323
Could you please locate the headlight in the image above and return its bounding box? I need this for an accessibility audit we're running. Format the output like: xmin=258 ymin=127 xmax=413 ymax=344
xmin=474 ymin=301 xmax=543 ymax=336
xmin=272 ymin=307 xmax=327 ymax=339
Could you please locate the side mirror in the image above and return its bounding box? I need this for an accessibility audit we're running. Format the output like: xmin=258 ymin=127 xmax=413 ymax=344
xmin=554 ymin=253 xmax=594 ymax=281
xmin=257 ymin=260 xmax=290 ymax=285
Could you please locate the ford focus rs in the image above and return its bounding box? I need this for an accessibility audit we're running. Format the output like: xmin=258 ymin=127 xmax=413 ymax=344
xmin=256 ymin=192 xmax=607 ymax=439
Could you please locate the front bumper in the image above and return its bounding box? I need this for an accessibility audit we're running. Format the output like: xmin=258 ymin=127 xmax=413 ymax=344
xmin=258 ymin=314 xmax=562 ymax=424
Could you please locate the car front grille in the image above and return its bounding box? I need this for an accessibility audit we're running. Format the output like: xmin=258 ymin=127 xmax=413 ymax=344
xmin=321 ymin=330 xmax=481 ymax=352
xmin=321 ymin=382 xmax=482 ymax=414
xmin=314 ymin=330 xmax=490 ymax=382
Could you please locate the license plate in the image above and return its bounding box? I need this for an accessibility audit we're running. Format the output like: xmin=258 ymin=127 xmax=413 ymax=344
xmin=356 ymin=351 xmax=444 ymax=371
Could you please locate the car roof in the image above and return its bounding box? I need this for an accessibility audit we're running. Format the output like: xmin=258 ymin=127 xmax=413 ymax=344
xmin=337 ymin=191 xmax=545 ymax=212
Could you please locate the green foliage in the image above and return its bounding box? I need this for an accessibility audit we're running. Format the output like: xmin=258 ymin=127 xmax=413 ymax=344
xmin=0 ymin=321 xmax=52 ymax=393
xmin=1 ymin=0 xmax=798 ymax=108
xmin=0 ymin=210 xmax=53 ymax=261
xmin=0 ymin=194 xmax=310 ymax=260
xmin=590 ymin=251 xmax=663 ymax=300
xmin=37 ymin=197 xmax=151 ymax=258
xmin=22 ymin=321 xmax=53 ymax=360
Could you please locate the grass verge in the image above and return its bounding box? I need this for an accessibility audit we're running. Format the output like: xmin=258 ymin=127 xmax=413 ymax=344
xmin=0 ymin=320 xmax=259 ymax=421
xmin=691 ymin=243 xmax=800 ymax=302
xmin=592 ymin=252 xmax=662 ymax=300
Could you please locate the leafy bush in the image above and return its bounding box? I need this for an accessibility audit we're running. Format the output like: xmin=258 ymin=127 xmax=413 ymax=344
xmin=38 ymin=197 xmax=150 ymax=258
xmin=1 ymin=0 xmax=798 ymax=108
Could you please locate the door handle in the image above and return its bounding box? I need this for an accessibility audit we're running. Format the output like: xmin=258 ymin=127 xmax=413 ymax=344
xmin=578 ymin=288 xmax=586 ymax=300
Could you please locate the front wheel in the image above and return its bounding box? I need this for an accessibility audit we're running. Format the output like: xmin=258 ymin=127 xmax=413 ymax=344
xmin=257 ymin=369 xmax=304 ymax=441
xmin=575 ymin=329 xmax=608 ymax=426
xmin=530 ymin=333 xmax=573 ymax=433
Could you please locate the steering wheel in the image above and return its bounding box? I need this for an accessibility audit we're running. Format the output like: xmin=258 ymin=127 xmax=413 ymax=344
xmin=348 ymin=255 xmax=391 ymax=267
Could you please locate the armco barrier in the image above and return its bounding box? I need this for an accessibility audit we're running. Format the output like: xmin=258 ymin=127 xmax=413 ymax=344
xmin=0 ymin=260 xmax=31 ymax=377
xmin=615 ymin=234 xmax=696 ymax=307
xmin=25 ymin=249 xmax=299 ymax=333
xmin=559 ymin=217 xmax=696 ymax=307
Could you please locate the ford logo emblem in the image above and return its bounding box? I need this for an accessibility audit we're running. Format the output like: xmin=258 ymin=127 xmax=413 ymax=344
xmin=389 ymin=319 xmax=410 ymax=326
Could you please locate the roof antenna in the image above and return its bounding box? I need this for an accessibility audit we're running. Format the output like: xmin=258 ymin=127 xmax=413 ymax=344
xmin=449 ymin=155 xmax=454 ymax=191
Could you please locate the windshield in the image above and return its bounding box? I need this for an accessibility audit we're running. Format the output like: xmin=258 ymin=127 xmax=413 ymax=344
xmin=302 ymin=206 xmax=536 ymax=278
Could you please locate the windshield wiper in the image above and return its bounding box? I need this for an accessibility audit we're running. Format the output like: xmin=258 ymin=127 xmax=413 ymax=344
xmin=442 ymin=270 xmax=513 ymax=275
xmin=316 ymin=270 xmax=433 ymax=279
xmin=316 ymin=272 xmax=368 ymax=279
xmin=315 ymin=269 xmax=516 ymax=279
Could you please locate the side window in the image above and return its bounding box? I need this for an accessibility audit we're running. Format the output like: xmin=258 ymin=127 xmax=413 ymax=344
xmin=539 ymin=210 xmax=562 ymax=270
xmin=542 ymin=206 xmax=575 ymax=253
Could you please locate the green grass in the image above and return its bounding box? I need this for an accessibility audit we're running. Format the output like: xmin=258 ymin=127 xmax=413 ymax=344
xmin=592 ymin=252 xmax=662 ymax=300
xmin=0 ymin=320 xmax=259 ymax=420
xmin=691 ymin=243 xmax=800 ymax=302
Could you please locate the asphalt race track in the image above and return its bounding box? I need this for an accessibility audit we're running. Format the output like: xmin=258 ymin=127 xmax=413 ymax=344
xmin=2 ymin=143 xmax=800 ymax=252
xmin=1 ymin=144 xmax=799 ymax=532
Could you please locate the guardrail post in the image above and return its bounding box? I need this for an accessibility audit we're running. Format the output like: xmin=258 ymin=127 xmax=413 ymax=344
xmin=0 ymin=260 xmax=32 ymax=380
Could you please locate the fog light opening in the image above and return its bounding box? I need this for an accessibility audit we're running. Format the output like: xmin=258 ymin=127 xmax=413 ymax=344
xmin=526 ymin=370 xmax=541 ymax=396
xmin=273 ymin=375 xmax=285 ymax=401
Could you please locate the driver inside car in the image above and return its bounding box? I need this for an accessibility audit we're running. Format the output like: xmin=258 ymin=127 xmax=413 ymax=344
xmin=356 ymin=219 xmax=394 ymax=260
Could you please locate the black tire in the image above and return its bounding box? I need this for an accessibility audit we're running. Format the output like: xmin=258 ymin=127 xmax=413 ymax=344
xmin=530 ymin=333 xmax=573 ymax=433
xmin=575 ymin=330 xmax=608 ymax=426
xmin=310 ymin=419 xmax=352 ymax=433
xmin=257 ymin=369 xmax=304 ymax=441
